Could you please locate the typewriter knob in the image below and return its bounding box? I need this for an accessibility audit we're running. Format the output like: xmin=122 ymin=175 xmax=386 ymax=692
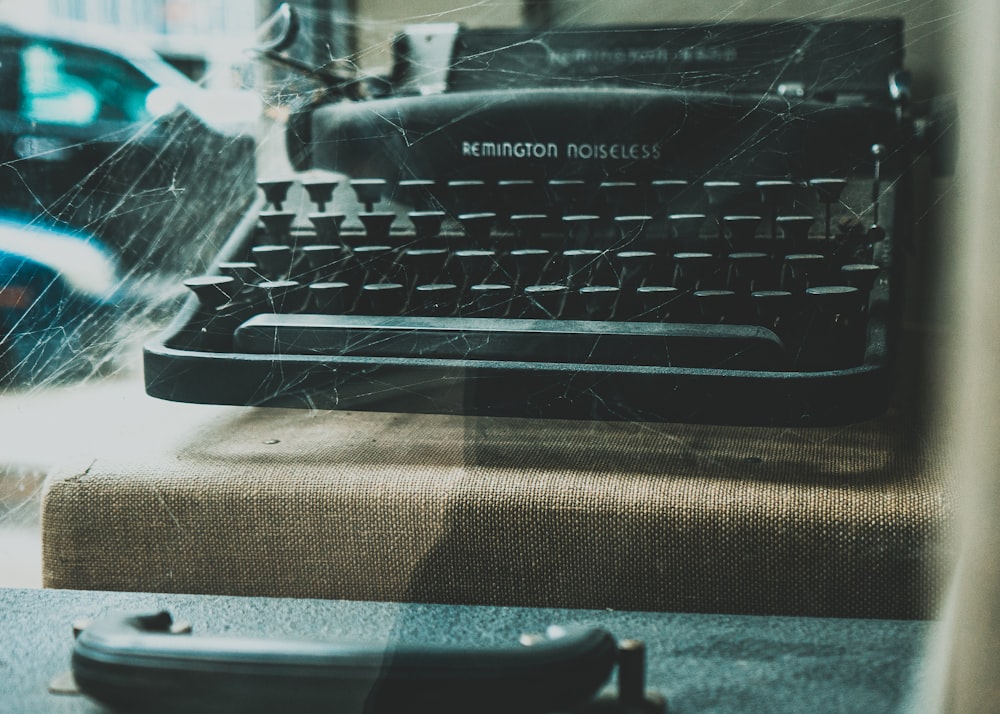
xmin=468 ymin=283 xmax=514 ymax=318
xmin=184 ymin=276 xmax=237 ymax=310
xmin=755 ymin=180 xmax=797 ymax=209
xmin=548 ymin=180 xmax=587 ymax=215
xmin=217 ymin=262 xmax=260 ymax=289
xmin=301 ymin=177 xmax=339 ymax=212
xmin=776 ymin=216 xmax=815 ymax=251
xmin=448 ymin=180 xmax=488 ymax=213
xmin=350 ymin=179 xmax=387 ymax=212
xmin=255 ymin=280 xmax=302 ymax=313
xmin=649 ymin=180 xmax=690 ymax=215
xmin=562 ymin=215 xmax=601 ymax=247
xmin=808 ymin=178 xmax=847 ymax=204
xmin=636 ymin=285 xmax=682 ymax=322
xmin=413 ymin=283 xmax=458 ymax=317
xmin=307 ymin=213 xmax=347 ymax=245
xmin=457 ymin=212 xmax=497 ymax=243
xmin=751 ymin=289 xmax=795 ymax=330
xmin=578 ymin=285 xmax=620 ymax=321
xmin=257 ymin=178 xmax=293 ymax=210
xmin=409 ymin=211 xmax=446 ymax=241
xmin=722 ymin=215 xmax=762 ymax=249
xmin=308 ymin=281 xmax=353 ymax=314
xmin=614 ymin=215 xmax=653 ymax=246
xmin=692 ymin=289 xmax=737 ymax=323
xmin=360 ymin=283 xmax=406 ymax=316
xmin=258 ymin=210 xmax=296 ymax=243
xmin=782 ymin=253 xmax=827 ymax=291
xmin=359 ymin=212 xmax=397 ymax=244
xmin=251 ymin=245 xmax=294 ymax=281
xmin=702 ymin=181 xmax=743 ymax=210
xmin=507 ymin=248 xmax=552 ymax=287
xmin=300 ymin=245 xmax=347 ymax=281
xmin=840 ymin=263 xmax=881 ymax=295
xmin=397 ymin=179 xmax=438 ymax=211
xmin=523 ymin=284 xmax=570 ymax=319
xmin=509 ymin=214 xmax=550 ymax=245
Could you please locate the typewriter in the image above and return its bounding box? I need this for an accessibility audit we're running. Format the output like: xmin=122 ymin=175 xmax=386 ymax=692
xmin=144 ymin=17 xmax=929 ymax=425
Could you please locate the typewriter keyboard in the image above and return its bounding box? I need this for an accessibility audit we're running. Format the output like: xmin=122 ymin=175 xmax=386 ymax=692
xmin=145 ymin=167 xmax=897 ymax=425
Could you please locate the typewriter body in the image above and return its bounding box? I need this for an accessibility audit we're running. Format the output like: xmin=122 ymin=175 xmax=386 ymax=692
xmin=145 ymin=19 xmax=918 ymax=425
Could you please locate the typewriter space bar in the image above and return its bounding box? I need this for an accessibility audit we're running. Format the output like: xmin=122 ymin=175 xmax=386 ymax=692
xmin=234 ymin=314 xmax=786 ymax=370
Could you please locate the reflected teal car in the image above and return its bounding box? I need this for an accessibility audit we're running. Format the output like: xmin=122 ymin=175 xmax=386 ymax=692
xmin=0 ymin=22 xmax=258 ymax=274
xmin=0 ymin=217 xmax=121 ymax=384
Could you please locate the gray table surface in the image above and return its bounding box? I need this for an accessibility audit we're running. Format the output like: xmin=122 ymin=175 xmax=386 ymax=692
xmin=1 ymin=587 xmax=930 ymax=713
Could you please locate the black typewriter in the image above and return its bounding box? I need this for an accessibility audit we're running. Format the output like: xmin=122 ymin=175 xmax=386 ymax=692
xmin=144 ymin=16 xmax=929 ymax=425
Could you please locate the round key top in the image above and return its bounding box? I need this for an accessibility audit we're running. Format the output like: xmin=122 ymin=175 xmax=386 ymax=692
xmin=692 ymin=289 xmax=737 ymax=323
xmin=509 ymin=214 xmax=549 ymax=245
xmin=578 ymin=285 xmax=620 ymax=321
xmin=562 ymin=215 xmax=601 ymax=246
xmin=507 ymin=248 xmax=552 ymax=286
xmin=636 ymin=285 xmax=682 ymax=322
xmin=258 ymin=210 xmax=296 ymax=243
xmin=359 ymin=212 xmax=396 ymax=244
xmin=756 ymin=179 xmax=797 ymax=207
xmin=400 ymin=248 xmax=448 ymax=285
xmin=649 ymin=180 xmax=689 ymax=214
xmin=457 ymin=212 xmax=497 ymax=242
xmin=497 ymin=180 xmax=538 ymax=215
xmin=809 ymin=178 xmax=848 ymax=204
xmin=806 ymin=285 xmax=863 ymax=314
xmin=751 ymin=289 xmax=795 ymax=329
xmin=809 ymin=178 xmax=848 ymax=239
xmin=726 ymin=252 xmax=771 ymax=292
xmin=413 ymin=283 xmax=458 ymax=316
xmin=251 ymin=244 xmax=294 ymax=280
xmin=667 ymin=214 xmax=707 ymax=245
xmin=307 ymin=213 xmax=346 ymax=244
xmin=448 ymin=180 xmax=487 ymax=213
xmin=548 ymin=180 xmax=587 ymax=214
xmin=184 ymin=275 xmax=237 ymax=309
xmin=360 ymin=282 xmax=406 ymax=315
xmin=255 ymin=279 xmax=302 ymax=313
xmin=776 ymin=216 xmax=815 ymax=250
xmin=218 ymin=261 xmax=260 ymax=288
xmin=840 ymin=263 xmax=881 ymax=294
xmin=257 ymin=178 xmax=293 ymax=210
xmin=702 ymin=180 xmax=743 ymax=209
xmin=452 ymin=249 xmax=497 ymax=287
xmin=614 ymin=215 xmax=653 ymax=246
xmin=397 ymin=179 xmax=437 ymax=210
xmin=308 ymin=281 xmax=352 ymax=313
xmin=350 ymin=179 xmax=386 ymax=211
xmin=597 ymin=181 xmax=639 ymax=216
xmin=409 ymin=211 xmax=446 ymax=241
xmin=615 ymin=250 xmax=657 ymax=288
xmin=722 ymin=215 xmax=762 ymax=248
xmin=468 ymin=283 xmax=514 ymax=318
xmin=782 ymin=253 xmax=827 ymax=290
xmin=523 ymin=284 xmax=570 ymax=319
xmin=300 ymin=245 xmax=346 ymax=280
xmin=563 ymin=248 xmax=603 ymax=287
xmin=672 ymin=251 xmax=716 ymax=290
xmin=352 ymin=245 xmax=394 ymax=283
xmin=301 ymin=177 xmax=338 ymax=211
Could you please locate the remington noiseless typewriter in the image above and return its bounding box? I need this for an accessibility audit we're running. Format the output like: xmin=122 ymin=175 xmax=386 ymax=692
xmin=145 ymin=17 xmax=933 ymax=425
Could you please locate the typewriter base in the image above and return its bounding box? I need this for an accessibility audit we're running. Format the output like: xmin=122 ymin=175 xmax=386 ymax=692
xmin=144 ymin=343 xmax=891 ymax=426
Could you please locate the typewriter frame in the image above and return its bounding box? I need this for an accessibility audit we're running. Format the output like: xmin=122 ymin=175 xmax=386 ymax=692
xmin=145 ymin=18 xmax=913 ymax=426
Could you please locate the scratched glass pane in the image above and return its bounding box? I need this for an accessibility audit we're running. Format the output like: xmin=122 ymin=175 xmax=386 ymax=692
xmin=0 ymin=0 xmax=956 ymax=598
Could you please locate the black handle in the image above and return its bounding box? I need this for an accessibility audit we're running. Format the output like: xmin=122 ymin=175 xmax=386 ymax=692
xmin=72 ymin=612 xmax=618 ymax=713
